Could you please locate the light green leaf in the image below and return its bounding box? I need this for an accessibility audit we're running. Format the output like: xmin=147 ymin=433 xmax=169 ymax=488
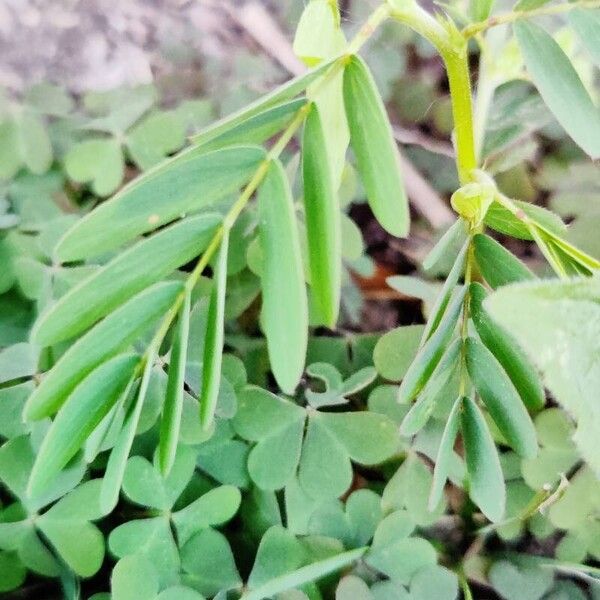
xmin=17 ymin=110 xmax=52 ymax=175
xmin=36 ymin=518 xmax=104 ymax=577
xmin=233 ymin=386 xmax=305 ymax=490
xmin=34 ymin=213 xmax=219 ymax=346
xmin=0 ymin=343 xmax=38 ymax=384
xmin=366 ymin=511 xmax=437 ymax=584
xmin=569 ymin=9 xmax=600 ymax=68
xmin=317 ymin=411 xmax=398 ymax=465
xmin=421 ymin=239 xmax=468 ymax=343
xmin=25 ymin=281 xmax=182 ymax=420
xmin=159 ymin=289 xmax=191 ymax=475
xmin=469 ymin=282 xmax=544 ymax=411
xmin=489 ymin=560 xmax=554 ymax=600
xmin=191 ymin=60 xmax=337 ymax=147
xmin=293 ymin=0 xmax=344 ymax=66
xmin=302 ymin=104 xmax=342 ymax=327
xmin=126 ymin=110 xmax=186 ymax=170
xmin=109 ymin=518 xmax=179 ymax=587
xmin=180 ymin=529 xmax=241 ymax=597
xmin=258 ymin=159 xmax=308 ymax=394
xmin=429 ymin=397 xmax=461 ymax=510
xmin=242 ymin=546 xmax=366 ymax=600
xmin=64 ymin=138 xmax=124 ymax=196
xmin=401 ymin=337 xmax=461 ymax=437
xmin=337 ymin=576 xmax=373 ymax=600
xmin=172 ymin=485 xmax=241 ymax=546
xmin=484 ymin=200 xmax=566 ymax=241
xmin=195 ymin=99 xmax=306 ymax=153
xmin=298 ymin=414 xmax=352 ymax=500
xmin=100 ymin=351 xmax=157 ymax=513
xmin=465 ymin=337 xmax=537 ymax=458
xmin=112 ymin=555 xmax=159 ymax=600
xmin=57 ymin=145 xmax=264 ymax=261
xmin=473 ymin=233 xmax=535 ymax=289
xmin=199 ymin=231 xmax=229 ymax=431
xmin=409 ymin=565 xmax=459 ymax=600
xmin=423 ymin=219 xmax=468 ymax=273
xmin=373 ymin=325 xmax=424 ymax=382
xmin=461 ymin=396 xmax=505 ymax=522
xmin=28 ymin=353 xmax=138 ymax=496
xmin=514 ymin=21 xmax=600 ymax=159
xmin=343 ymin=55 xmax=409 ymax=238
xmin=485 ymin=277 xmax=600 ymax=475
xmin=398 ymin=287 xmax=465 ymax=404
xmin=470 ymin=0 xmax=494 ymax=24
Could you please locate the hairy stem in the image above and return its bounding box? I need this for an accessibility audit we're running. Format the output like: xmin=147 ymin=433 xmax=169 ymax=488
xmin=462 ymin=0 xmax=600 ymax=38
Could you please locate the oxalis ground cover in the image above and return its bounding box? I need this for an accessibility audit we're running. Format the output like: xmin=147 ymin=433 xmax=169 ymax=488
xmin=0 ymin=0 xmax=599 ymax=598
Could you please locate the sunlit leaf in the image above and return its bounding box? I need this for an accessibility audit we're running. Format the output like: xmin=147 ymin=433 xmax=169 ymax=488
xmin=258 ymin=160 xmax=308 ymax=393
xmin=343 ymin=55 xmax=409 ymax=238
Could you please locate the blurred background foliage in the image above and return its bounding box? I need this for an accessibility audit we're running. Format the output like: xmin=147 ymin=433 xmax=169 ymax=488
xmin=0 ymin=0 xmax=599 ymax=599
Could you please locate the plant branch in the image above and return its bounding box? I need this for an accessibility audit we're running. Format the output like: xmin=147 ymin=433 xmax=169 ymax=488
xmin=462 ymin=0 xmax=600 ymax=38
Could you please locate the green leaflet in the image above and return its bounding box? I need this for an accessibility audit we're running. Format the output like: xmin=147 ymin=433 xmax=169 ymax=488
xmin=159 ymin=289 xmax=191 ymax=475
xmin=421 ymin=238 xmax=469 ymax=343
xmin=514 ymin=21 xmax=600 ymax=159
xmin=470 ymin=0 xmax=494 ymax=22
xmin=465 ymin=337 xmax=537 ymax=459
xmin=241 ymin=547 xmax=367 ymax=600
xmin=199 ymin=230 xmax=229 ymax=431
xmin=28 ymin=353 xmax=139 ymax=496
xmin=422 ymin=219 xmax=467 ymax=272
xmin=24 ymin=281 xmax=183 ymax=421
xmin=100 ymin=350 xmax=156 ymax=514
xmin=469 ymin=282 xmax=544 ymax=411
xmin=258 ymin=160 xmax=308 ymax=394
xmin=484 ymin=200 xmax=566 ymax=241
xmin=194 ymin=99 xmax=307 ymax=153
xmin=33 ymin=214 xmax=220 ymax=347
xmin=568 ymin=9 xmax=600 ymax=68
xmin=484 ymin=277 xmax=600 ymax=476
xmin=398 ymin=287 xmax=466 ymax=405
xmin=343 ymin=55 xmax=409 ymax=238
xmin=461 ymin=396 xmax=506 ymax=522
xmin=473 ymin=233 xmax=535 ymax=289
xmin=56 ymin=145 xmax=264 ymax=261
xmin=191 ymin=59 xmax=338 ymax=147
xmin=302 ymin=104 xmax=342 ymax=327
xmin=400 ymin=337 xmax=461 ymax=436
xmin=429 ymin=396 xmax=461 ymax=511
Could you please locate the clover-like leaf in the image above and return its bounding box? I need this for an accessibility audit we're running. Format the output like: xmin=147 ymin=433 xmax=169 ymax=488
xmin=305 ymin=363 xmax=376 ymax=408
xmin=365 ymin=510 xmax=437 ymax=584
xmin=489 ymin=560 xmax=554 ymax=600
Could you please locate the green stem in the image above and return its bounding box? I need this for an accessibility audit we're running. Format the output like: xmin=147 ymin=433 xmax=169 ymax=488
xmin=347 ymin=3 xmax=392 ymax=54
xmin=463 ymin=0 xmax=600 ymax=38
xmin=389 ymin=1 xmax=477 ymax=182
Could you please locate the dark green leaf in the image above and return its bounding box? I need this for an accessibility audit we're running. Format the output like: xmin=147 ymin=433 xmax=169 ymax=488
xmin=514 ymin=21 xmax=600 ymax=159
xmin=57 ymin=146 xmax=264 ymax=261
xmin=343 ymin=55 xmax=409 ymax=238
xmin=461 ymin=396 xmax=505 ymax=522
xmin=429 ymin=396 xmax=461 ymax=510
xmin=28 ymin=353 xmax=138 ymax=496
xmin=25 ymin=281 xmax=182 ymax=420
xmin=473 ymin=233 xmax=535 ymax=289
xmin=302 ymin=103 xmax=342 ymax=327
xmin=398 ymin=287 xmax=465 ymax=404
xmin=159 ymin=289 xmax=191 ymax=475
xmin=469 ymin=282 xmax=544 ymax=411
xmin=200 ymin=231 xmax=229 ymax=431
xmin=465 ymin=336 xmax=537 ymax=458
xmin=34 ymin=214 xmax=220 ymax=346
xmin=258 ymin=160 xmax=308 ymax=394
